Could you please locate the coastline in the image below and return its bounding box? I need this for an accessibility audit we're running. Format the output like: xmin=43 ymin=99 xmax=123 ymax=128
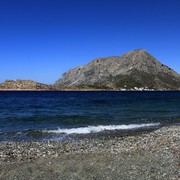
xmin=0 ymin=89 xmax=180 ymax=91
xmin=0 ymin=125 xmax=179 ymax=179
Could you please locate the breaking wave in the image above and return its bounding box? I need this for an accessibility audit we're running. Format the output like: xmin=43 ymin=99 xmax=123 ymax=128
xmin=45 ymin=123 xmax=160 ymax=135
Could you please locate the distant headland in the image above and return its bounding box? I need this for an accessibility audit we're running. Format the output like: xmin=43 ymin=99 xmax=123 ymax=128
xmin=1 ymin=49 xmax=180 ymax=91
xmin=0 ymin=80 xmax=60 ymax=91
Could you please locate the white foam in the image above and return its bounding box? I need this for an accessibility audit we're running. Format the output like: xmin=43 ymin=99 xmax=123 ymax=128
xmin=45 ymin=123 xmax=160 ymax=135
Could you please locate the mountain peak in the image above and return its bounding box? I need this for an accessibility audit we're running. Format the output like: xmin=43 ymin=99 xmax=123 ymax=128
xmin=132 ymin=48 xmax=147 ymax=52
xmin=124 ymin=49 xmax=148 ymax=55
xmin=56 ymin=49 xmax=180 ymax=90
xmin=122 ymin=48 xmax=151 ymax=58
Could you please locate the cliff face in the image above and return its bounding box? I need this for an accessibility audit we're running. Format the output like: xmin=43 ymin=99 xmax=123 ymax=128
xmin=0 ymin=80 xmax=58 ymax=90
xmin=56 ymin=49 xmax=180 ymax=90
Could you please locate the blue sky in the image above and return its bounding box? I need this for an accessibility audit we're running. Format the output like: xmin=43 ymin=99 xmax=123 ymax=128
xmin=0 ymin=0 xmax=180 ymax=84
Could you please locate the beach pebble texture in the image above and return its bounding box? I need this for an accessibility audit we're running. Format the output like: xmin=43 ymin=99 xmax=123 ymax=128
xmin=0 ymin=125 xmax=179 ymax=180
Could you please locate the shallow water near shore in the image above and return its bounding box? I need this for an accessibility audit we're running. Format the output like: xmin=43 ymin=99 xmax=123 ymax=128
xmin=0 ymin=91 xmax=179 ymax=141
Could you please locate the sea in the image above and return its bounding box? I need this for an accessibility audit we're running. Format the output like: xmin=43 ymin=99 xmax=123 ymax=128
xmin=0 ymin=91 xmax=179 ymax=141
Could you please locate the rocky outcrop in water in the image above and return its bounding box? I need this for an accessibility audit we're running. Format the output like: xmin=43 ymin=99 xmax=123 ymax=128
xmin=56 ymin=49 xmax=180 ymax=90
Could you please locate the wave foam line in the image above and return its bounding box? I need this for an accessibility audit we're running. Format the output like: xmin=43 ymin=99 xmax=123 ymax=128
xmin=45 ymin=123 xmax=160 ymax=135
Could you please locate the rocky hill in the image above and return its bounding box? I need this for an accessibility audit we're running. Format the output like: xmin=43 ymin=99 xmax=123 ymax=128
xmin=0 ymin=80 xmax=59 ymax=90
xmin=56 ymin=49 xmax=180 ymax=90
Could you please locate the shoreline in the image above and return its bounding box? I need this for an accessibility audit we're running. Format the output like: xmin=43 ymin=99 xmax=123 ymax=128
xmin=0 ymin=123 xmax=161 ymax=142
xmin=0 ymin=125 xmax=179 ymax=179
xmin=0 ymin=89 xmax=180 ymax=91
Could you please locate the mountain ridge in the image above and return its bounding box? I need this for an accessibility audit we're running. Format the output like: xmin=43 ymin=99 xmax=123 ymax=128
xmin=0 ymin=49 xmax=179 ymax=90
xmin=56 ymin=49 xmax=180 ymax=90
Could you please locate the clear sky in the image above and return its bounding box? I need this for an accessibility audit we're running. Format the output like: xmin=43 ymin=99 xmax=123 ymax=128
xmin=0 ymin=0 xmax=180 ymax=84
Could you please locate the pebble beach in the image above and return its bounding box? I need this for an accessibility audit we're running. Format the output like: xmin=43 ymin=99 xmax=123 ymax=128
xmin=0 ymin=125 xmax=180 ymax=180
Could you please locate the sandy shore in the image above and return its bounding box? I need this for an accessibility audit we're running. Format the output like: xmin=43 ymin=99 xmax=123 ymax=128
xmin=0 ymin=125 xmax=179 ymax=180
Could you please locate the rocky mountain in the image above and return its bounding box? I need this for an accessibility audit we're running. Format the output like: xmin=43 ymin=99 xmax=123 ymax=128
xmin=0 ymin=80 xmax=59 ymax=90
xmin=56 ymin=49 xmax=180 ymax=90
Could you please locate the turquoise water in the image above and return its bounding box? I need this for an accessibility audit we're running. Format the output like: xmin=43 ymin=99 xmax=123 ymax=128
xmin=0 ymin=91 xmax=179 ymax=141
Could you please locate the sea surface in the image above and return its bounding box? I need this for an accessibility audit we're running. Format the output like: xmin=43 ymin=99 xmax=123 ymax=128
xmin=0 ymin=91 xmax=179 ymax=141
